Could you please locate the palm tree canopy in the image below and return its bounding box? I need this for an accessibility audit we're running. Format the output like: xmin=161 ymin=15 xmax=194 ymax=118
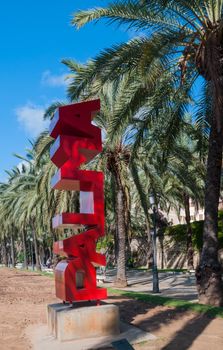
xmin=72 ymin=0 xmax=223 ymax=130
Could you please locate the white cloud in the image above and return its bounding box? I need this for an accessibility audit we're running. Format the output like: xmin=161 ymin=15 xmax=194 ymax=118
xmin=15 ymin=103 xmax=49 ymax=137
xmin=17 ymin=160 xmax=30 ymax=171
xmin=41 ymin=70 xmax=68 ymax=87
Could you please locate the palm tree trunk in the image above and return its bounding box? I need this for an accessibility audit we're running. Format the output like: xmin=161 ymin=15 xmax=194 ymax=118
xmin=32 ymin=227 xmax=41 ymax=271
xmin=3 ymin=234 xmax=8 ymax=267
xmin=114 ymin=186 xmax=128 ymax=287
xmin=183 ymin=193 xmax=194 ymax=270
xmin=125 ymin=190 xmax=132 ymax=267
xmin=114 ymin=226 xmax=118 ymax=263
xmin=158 ymin=232 xmax=165 ymax=270
xmin=10 ymin=232 xmax=15 ymax=268
xmin=22 ymin=229 xmax=28 ymax=269
xmin=196 ymin=118 xmax=223 ymax=306
xmin=108 ymin=154 xmax=128 ymax=287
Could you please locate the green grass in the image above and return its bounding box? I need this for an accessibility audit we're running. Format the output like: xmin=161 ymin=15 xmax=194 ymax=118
xmin=12 ymin=267 xmax=54 ymax=278
xmin=108 ymin=288 xmax=223 ymax=319
xmin=38 ymin=270 xmax=54 ymax=278
xmin=127 ymin=267 xmax=188 ymax=273
xmin=157 ymin=268 xmax=188 ymax=273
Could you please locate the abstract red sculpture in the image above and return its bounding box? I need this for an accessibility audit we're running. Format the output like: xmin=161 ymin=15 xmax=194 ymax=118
xmin=49 ymin=99 xmax=107 ymax=303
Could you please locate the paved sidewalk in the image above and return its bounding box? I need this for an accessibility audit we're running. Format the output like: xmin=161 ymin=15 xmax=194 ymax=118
xmin=97 ymin=269 xmax=198 ymax=302
xmin=28 ymin=321 xmax=156 ymax=350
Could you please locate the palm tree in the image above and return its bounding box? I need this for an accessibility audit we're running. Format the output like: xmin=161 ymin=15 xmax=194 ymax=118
xmin=0 ymin=150 xmax=54 ymax=271
xmin=131 ymin=119 xmax=205 ymax=270
xmin=63 ymin=56 xmax=207 ymax=283
xmin=72 ymin=0 xmax=223 ymax=306
xmin=164 ymin=146 xmax=205 ymax=269
xmin=4 ymin=163 xmax=42 ymax=270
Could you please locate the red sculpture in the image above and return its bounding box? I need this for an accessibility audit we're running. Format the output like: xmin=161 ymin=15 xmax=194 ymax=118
xmin=49 ymin=99 xmax=107 ymax=303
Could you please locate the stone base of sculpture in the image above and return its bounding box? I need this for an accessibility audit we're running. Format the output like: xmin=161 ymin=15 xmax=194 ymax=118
xmin=47 ymin=302 xmax=120 ymax=342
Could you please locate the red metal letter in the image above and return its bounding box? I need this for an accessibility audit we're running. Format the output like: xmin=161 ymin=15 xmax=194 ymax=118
xmin=50 ymin=100 xmax=107 ymax=303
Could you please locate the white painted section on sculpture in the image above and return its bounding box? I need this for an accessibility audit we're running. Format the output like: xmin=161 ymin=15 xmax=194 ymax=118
xmin=80 ymin=191 xmax=94 ymax=214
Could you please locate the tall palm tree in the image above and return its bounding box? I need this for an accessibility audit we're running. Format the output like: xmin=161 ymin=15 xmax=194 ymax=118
xmin=63 ymin=57 xmax=207 ymax=283
xmin=3 ymin=160 xmax=42 ymax=271
xmin=72 ymin=0 xmax=223 ymax=306
xmin=131 ymin=122 xmax=205 ymax=270
xmin=164 ymin=148 xmax=205 ymax=269
xmin=0 ymin=150 xmax=56 ymax=271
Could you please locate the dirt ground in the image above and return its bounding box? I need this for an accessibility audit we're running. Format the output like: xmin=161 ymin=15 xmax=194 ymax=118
xmin=0 ymin=267 xmax=223 ymax=350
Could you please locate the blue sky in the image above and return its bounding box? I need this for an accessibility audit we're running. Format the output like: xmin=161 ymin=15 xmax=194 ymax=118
xmin=0 ymin=0 xmax=128 ymax=181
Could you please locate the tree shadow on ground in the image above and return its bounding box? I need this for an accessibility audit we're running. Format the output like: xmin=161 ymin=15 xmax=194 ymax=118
xmin=108 ymin=296 xmax=188 ymax=332
xmin=158 ymin=289 xmax=197 ymax=301
xmin=166 ymin=249 xmax=187 ymax=269
xmin=169 ymin=276 xmax=196 ymax=287
xmin=161 ymin=313 xmax=211 ymax=350
xmin=107 ymin=296 xmax=213 ymax=349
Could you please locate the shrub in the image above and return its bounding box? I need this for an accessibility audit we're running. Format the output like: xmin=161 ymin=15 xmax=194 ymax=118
xmin=164 ymin=210 xmax=223 ymax=251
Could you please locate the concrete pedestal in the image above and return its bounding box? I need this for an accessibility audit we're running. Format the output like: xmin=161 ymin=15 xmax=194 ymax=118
xmin=47 ymin=303 xmax=120 ymax=342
